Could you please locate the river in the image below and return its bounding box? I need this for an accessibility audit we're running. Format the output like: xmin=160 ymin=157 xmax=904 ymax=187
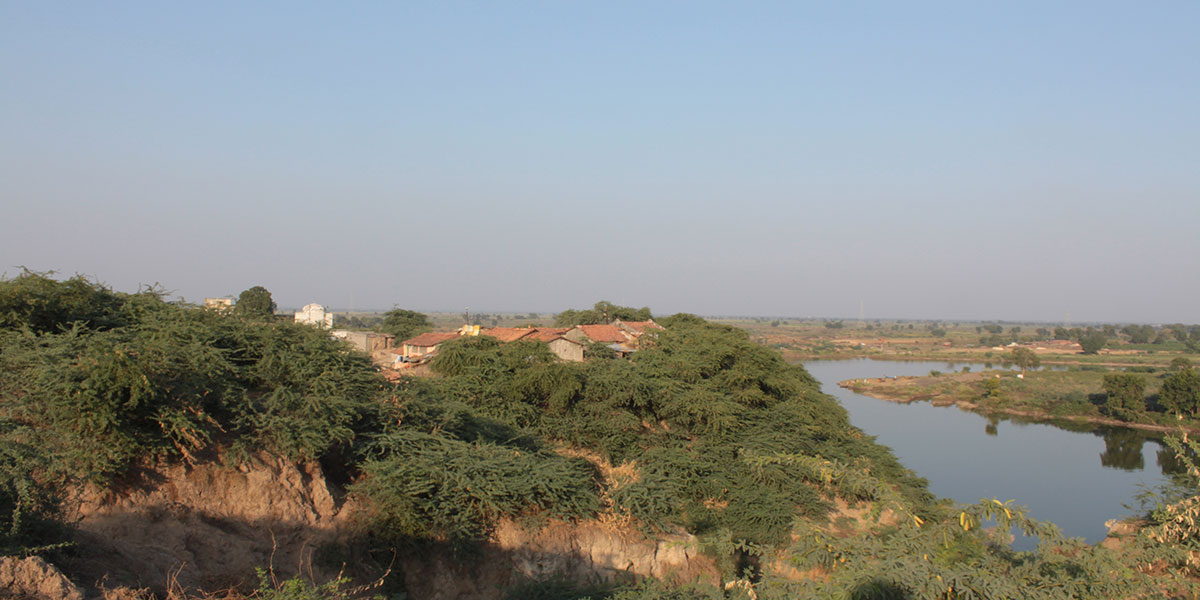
xmin=802 ymin=359 xmax=1175 ymax=549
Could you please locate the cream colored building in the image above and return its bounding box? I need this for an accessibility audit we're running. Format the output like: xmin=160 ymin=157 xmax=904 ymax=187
xmin=294 ymin=303 xmax=334 ymax=328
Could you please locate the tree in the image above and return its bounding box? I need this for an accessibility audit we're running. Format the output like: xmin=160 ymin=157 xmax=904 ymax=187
xmin=1160 ymin=368 xmax=1200 ymax=417
xmin=1103 ymin=373 xmax=1146 ymax=415
xmin=930 ymin=328 xmax=947 ymax=338
xmin=380 ymin=308 xmax=431 ymax=341
xmin=554 ymin=301 xmax=652 ymax=327
xmin=1079 ymin=333 xmax=1107 ymax=355
xmin=1010 ymin=347 xmax=1040 ymax=375
xmin=235 ymin=286 xmax=276 ymax=319
xmin=1170 ymin=357 xmax=1194 ymax=372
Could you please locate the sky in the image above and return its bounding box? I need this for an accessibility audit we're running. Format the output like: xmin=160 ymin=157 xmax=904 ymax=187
xmin=2 ymin=2 xmax=1197 ymax=323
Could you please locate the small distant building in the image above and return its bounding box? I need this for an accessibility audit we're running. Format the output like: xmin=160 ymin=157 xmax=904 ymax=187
xmin=397 ymin=332 xmax=461 ymax=360
xmin=613 ymin=319 xmax=664 ymax=336
xmin=331 ymin=330 xmax=395 ymax=354
xmin=1023 ymin=339 xmax=1083 ymax=353
xmin=526 ymin=328 xmax=584 ymax=362
xmin=565 ymin=324 xmax=630 ymax=345
xmin=294 ymin=303 xmax=334 ymax=329
xmin=203 ymin=297 xmax=235 ymax=311
xmin=481 ymin=327 xmax=537 ymax=343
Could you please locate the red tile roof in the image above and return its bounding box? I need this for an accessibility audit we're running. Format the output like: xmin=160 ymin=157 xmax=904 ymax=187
xmin=574 ymin=324 xmax=629 ymax=343
xmin=481 ymin=327 xmax=537 ymax=342
xmin=617 ymin=320 xmax=663 ymax=334
xmin=399 ymin=332 xmax=460 ymax=348
xmin=527 ymin=328 xmax=577 ymax=343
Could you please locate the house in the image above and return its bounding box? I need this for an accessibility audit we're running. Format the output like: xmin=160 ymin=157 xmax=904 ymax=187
xmin=480 ymin=327 xmax=537 ymax=343
xmin=331 ymin=330 xmax=395 ymax=353
xmin=565 ymin=324 xmax=630 ymax=345
xmin=526 ymin=328 xmax=584 ymax=362
xmin=613 ymin=319 xmax=664 ymax=336
xmin=294 ymin=303 xmax=334 ymax=328
xmin=203 ymin=297 xmax=234 ymax=311
xmin=1023 ymin=339 xmax=1083 ymax=353
xmin=396 ymin=331 xmax=460 ymax=360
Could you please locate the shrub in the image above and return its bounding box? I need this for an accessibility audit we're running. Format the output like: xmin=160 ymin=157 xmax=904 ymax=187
xmin=1102 ymin=373 xmax=1147 ymax=415
xmin=1161 ymin=368 xmax=1200 ymax=417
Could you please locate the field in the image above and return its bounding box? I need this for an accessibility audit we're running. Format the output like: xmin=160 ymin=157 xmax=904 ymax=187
xmin=716 ymin=318 xmax=1200 ymax=368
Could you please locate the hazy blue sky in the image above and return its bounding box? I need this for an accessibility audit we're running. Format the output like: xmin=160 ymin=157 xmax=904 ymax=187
xmin=3 ymin=2 xmax=1197 ymax=322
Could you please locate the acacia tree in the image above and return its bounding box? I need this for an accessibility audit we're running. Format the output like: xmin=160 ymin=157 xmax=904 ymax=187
xmin=1161 ymin=368 xmax=1200 ymax=417
xmin=1103 ymin=373 xmax=1146 ymax=415
xmin=235 ymin=286 xmax=276 ymax=319
xmin=1079 ymin=333 xmax=1107 ymax=355
xmin=1010 ymin=347 xmax=1040 ymax=375
xmin=380 ymin=308 xmax=431 ymax=341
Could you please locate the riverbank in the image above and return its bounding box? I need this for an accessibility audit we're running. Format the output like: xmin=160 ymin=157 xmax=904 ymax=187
xmin=839 ymin=370 xmax=1200 ymax=436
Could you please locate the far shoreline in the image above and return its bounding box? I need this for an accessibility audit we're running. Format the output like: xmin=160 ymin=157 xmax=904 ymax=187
xmin=838 ymin=378 xmax=1200 ymax=436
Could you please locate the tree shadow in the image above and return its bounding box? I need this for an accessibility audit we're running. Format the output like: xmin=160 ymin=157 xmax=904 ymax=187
xmin=849 ymin=578 xmax=914 ymax=599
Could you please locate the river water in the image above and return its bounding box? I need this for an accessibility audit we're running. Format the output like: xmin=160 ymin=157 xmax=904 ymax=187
xmin=802 ymin=359 xmax=1175 ymax=549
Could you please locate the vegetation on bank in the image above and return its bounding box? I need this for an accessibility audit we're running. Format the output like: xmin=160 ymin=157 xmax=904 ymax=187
xmin=842 ymin=364 xmax=1200 ymax=435
xmin=724 ymin=318 xmax=1200 ymax=368
xmin=3 ymin=273 xmax=1200 ymax=598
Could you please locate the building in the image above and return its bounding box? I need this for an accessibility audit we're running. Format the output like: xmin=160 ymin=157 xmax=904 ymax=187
xmin=203 ymin=297 xmax=234 ymax=311
xmin=565 ymin=324 xmax=630 ymax=345
xmin=613 ymin=319 xmax=664 ymax=336
xmin=294 ymin=303 xmax=334 ymax=329
xmin=397 ymin=331 xmax=461 ymax=360
xmin=480 ymin=327 xmax=537 ymax=342
xmin=331 ymin=330 xmax=395 ymax=354
xmin=526 ymin=328 xmax=584 ymax=362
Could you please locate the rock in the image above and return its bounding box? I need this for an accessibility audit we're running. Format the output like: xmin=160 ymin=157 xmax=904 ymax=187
xmin=61 ymin=452 xmax=349 ymax=596
xmin=0 ymin=556 xmax=83 ymax=600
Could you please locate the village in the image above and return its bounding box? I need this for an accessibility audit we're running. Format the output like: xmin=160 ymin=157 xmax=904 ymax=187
xmin=244 ymin=301 xmax=665 ymax=374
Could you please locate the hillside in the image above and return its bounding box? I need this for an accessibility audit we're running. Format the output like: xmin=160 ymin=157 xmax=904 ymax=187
xmin=1 ymin=273 xmax=1198 ymax=599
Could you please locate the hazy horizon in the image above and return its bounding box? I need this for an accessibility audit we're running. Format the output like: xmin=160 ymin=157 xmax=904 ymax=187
xmin=4 ymin=3 xmax=1198 ymax=323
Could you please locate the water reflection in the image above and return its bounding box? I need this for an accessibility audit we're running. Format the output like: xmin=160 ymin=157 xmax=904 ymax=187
xmin=985 ymin=415 xmax=999 ymax=436
xmin=803 ymin=359 xmax=1173 ymax=546
xmin=1097 ymin=428 xmax=1147 ymax=471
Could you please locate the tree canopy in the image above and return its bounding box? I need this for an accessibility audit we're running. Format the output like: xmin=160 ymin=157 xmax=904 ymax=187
xmin=1010 ymin=347 xmax=1040 ymax=374
xmin=1161 ymin=368 xmax=1200 ymax=417
xmin=235 ymin=285 xmax=276 ymax=318
xmin=554 ymin=301 xmax=651 ymax=327
xmin=379 ymin=308 xmax=431 ymax=341
xmin=1079 ymin=333 xmax=1107 ymax=355
xmin=1102 ymin=373 xmax=1146 ymax=415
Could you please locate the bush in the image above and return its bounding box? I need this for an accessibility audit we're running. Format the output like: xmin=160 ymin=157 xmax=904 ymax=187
xmin=352 ymin=431 xmax=600 ymax=545
xmin=1161 ymin=368 xmax=1200 ymax=417
xmin=1102 ymin=373 xmax=1147 ymax=415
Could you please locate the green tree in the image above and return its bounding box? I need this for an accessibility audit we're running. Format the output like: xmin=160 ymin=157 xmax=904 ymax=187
xmin=236 ymin=286 xmax=276 ymax=318
xmin=1010 ymin=347 xmax=1040 ymax=375
xmin=381 ymin=308 xmax=431 ymax=341
xmin=1079 ymin=333 xmax=1107 ymax=355
xmin=554 ymin=301 xmax=652 ymax=327
xmin=1102 ymin=373 xmax=1146 ymax=415
xmin=1160 ymin=368 xmax=1200 ymax=417
xmin=930 ymin=328 xmax=946 ymax=338
xmin=1171 ymin=357 xmax=1194 ymax=372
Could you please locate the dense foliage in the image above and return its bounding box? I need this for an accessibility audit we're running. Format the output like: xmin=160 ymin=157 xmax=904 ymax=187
xmin=235 ymin=285 xmax=277 ymax=318
xmin=1103 ymin=373 xmax=1147 ymax=415
xmin=1 ymin=274 xmax=1196 ymax=598
xmin=554 ymin=301 xmax=652 ymax=327
xmin=378 ymin=308 xmax=431 ymax=341
xmin=1161 ymin=368 xmax=1200 ymax=417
